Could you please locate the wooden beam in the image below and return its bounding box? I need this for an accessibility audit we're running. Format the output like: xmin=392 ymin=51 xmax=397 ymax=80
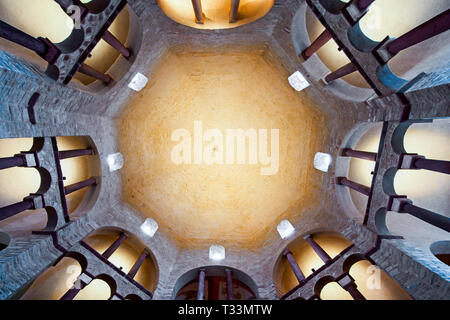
xmin=191 ymin=0 xmax=204 ymax=24
xmin=229 ymin=0 xmax=240 ymax=23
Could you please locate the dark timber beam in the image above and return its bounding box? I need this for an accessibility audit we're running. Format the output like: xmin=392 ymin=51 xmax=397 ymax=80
xmin=229 ymin=0 xmax=240 ymax=23
xmin=283 ymin=250 xmax=305 ymax=284
xmin=64 ymin=177 xmax=99 ymax=195
xmin=102 ymin=232 xmax=128 ymax=259
xmin=127 ymin=250 xmax=149 ymax=280
xmin=191 ymin=0 xmax=204 ymax=24
xmin=301 ymin=29 xmax=332 ymax=61
xmin=78 ymin=63 xmax=113 ymax=85
xmin=304 ymin=235 xmax=332 ymax=264
xmin=102 ymin=30 xmax=132 ymax=59
xmin=324 ymin=62 xmax=358 ymax=83
xmin=59 ymin=148 xmax=93 ymax=160
xmin=342 ymin=148 xmax=377 ymax=161
xmin=336 ymin=177 xmax=371 ymax=196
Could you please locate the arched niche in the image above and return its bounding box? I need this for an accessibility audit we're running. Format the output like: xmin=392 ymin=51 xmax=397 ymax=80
xmin=70 ymin=4 xmax=143 ymax=94
xmin=430 ymin=241 xmax=450 ymax=267
xmin=172 ymin=266 xmax=258 ymax=300
xmin=343 ymin=255 xmax=412 ymax=300
xmin=384 ymin=119 xmax=450 ymax=249
xmin=0 ymin=0 xmax=84 ymax=70
xmin=335 ymin=122 xmax=383 ymax=222
xmin=83 ymin=227 xmax=159 ymax=292
xmin=351 ymin=0 xmax=450 ymax=90
xmin=19 ymin=255 xmax=84 ymax=300
xmin=273 ymin=231 xmax=352 ymax=297
xmin=291 ymin=2 xmax=374 ymax=102
xmin=0 ymin=231 xmax=10 ymax=251
xmin=0 ymin=136 xmax=101 ymax=238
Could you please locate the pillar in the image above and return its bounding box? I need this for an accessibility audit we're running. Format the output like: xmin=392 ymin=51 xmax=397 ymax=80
xmin=0 ymin=194 xmax=43 ymax=222
xmin=64 ymin=177 xmax=99 ymax=195
xmin=304 ymin=235 xmax=332 ymax=264
xmin=127 ymin=250 xmax=149 ymax=280
xmin=324 ymin=62 xmax=358 ymax=83
xmin=301 ymin=30 xmax=332 ymax=61
xmin=0 ymin=20 xmax=59 ymax=63
xmin=283 ymin=250 xmax=305 ymax=284
xmin=59 ymin=148 xmax=93 ymax=160
xmin=197 ymin=268 xmax=206 ymax=300
xmin=229 ymin=0 xmax=240 ymax=23
xmin=401 ymin=154 xmax=450 ymax=175
xmin=102 ymin=30 xmax=132 ymax=59
xmin=60 ymin=272 xmax=91 ymax=300
xmin=337 ymin=274 xmax=365 ymax=300
xmin=191 ymin=0 xmax=204 ymax=24
xmin=102 ymin=232 xmax=127 ymax=259
xmin=225 ymin=269 xmax=234 ymax=300
xmin=0 ymin=155 xmax=26 ymax=170
xmin=54 ymin=0 xmax=74 ymax=12
xmin=386 ymin=10 xmax=450 ymax=56
xmin=342 ymin=148 xmax=377 ymax=161
xmin=336 ymin=177 xmax=371 ymax=196
xmin=78 ymin=63 xmax=113 ymax=85
xmin=390 ymin=197 xmax=450 ymax=233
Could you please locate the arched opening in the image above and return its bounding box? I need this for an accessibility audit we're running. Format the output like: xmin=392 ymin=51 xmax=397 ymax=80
xmin=319 ymin=281 xmax=353 ymax=300
xmin=173 ymin=266 xmax=258 ymax=300
xmin=156 ymin=0 xmax=274 ymax=30
xmin=0 ymin=136 xmax=101 ymax=238
xmin=345 ymin=258 xmax=412 ymax=300
xmin=0 ymin=231 xmax=10 ymax=251
xmin=355 ymin=0 xmax=450 ymax=84
xmin=83 ymin=227 xmax=159 ymax=292
xmin=19 ymin=256 xmax=83 ymax=300
xmin=430 ymin=241 xmax=450 ymax=267
xmin=274 ymin=231 xmax=352 ymax=296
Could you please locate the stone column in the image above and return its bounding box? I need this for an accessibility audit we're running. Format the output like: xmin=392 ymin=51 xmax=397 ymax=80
xmin=197 ymin=268 xmax=206 ymax=300
xmin=304 ymin=235 xmax=332 ymax=264
xmin=337 ymin=274 xmax=366 ymax=300
xmin=301 ymin=30 xmax=332 ymax=61
xmin=342 ymin=148 xmax=377 ymax=161
xmin=225 ymin=269 xmax=234 ymax=300
xmin=283 ymin=250 xmax=305 ymax=284
xmin=0 ymin=194 xmax=43 ymax=222
xmin=336 ymin=177 xmax=371 ymax=196
xmin=400 ymin=154 xmax=450 ymax=175
xmin=102 ymin=232 xmax=128 ymax=259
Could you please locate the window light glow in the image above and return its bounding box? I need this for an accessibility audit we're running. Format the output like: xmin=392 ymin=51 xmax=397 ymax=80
xmin=141 ymin=218 xmax=159 ymax=237
xmin=277 ymin=219 xmax=295 ymax=239
xmin=128 ymin=72 xmax=148 ymax=92
xmin=106 ymin=152 xmax=124 ymax=172
xmin=288 ymin=71 xmax=310 ymax=91
xmin=209 ymin=245 xmax=226 ymax=261
xmin=314 ymin=152 xmax=332 ymax=172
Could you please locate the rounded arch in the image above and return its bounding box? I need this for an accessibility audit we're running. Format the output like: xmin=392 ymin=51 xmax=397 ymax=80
xmin=0 ymin=231 xmax=10 ymax=251
xmin=290 ymin=2 xmax=374 ymax=102
xmin=83 ymin=227 xmax=159 ymax=292
xmin=335 ymin=122 xmax=384 ymax=222
xmin=273 ymin=230 xmax=352 ymax=297
xmin=172 ymin=266 xmax=259 ymax=300
xmin=430 ymin=241 xmax=450 ymax=267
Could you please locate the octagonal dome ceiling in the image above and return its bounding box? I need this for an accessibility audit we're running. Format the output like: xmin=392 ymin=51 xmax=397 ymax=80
xmin=118 ymin=48 xmax=326 ymax=249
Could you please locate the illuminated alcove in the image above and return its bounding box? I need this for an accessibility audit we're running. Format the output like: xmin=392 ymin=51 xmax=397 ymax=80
xmin=0 ymin=136 xmax=101 ymax=238
xmin=273 ymin=231 xmax=352 ymax=296
xmin=83 ymin=228 xmax=159 ymax=292
xmin=18 ymin=227 xmax=158 ymax=299
xmin=305 ymin=6 xmax=369 ymax=89
xmin=156 ymin=0 xmax=274 ymax=30
xmin=356 ymin=0 xmax=450 ymax=82
xmin=0 ymin=1 xmax=142 ymax=93
xmin=173 ymin=266 xmax=258 ymax=300
xmin=118 ymin=47 xmax=326 ymax=250
xmin=430 ymin=241 xmax=450 ymax=267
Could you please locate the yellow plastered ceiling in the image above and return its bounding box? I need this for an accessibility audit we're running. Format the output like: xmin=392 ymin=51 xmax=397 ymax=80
xmin=119 ymin=49 xmax=326 ymax=249
xmin=156 ymin=0 xmax=274 ymax=29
